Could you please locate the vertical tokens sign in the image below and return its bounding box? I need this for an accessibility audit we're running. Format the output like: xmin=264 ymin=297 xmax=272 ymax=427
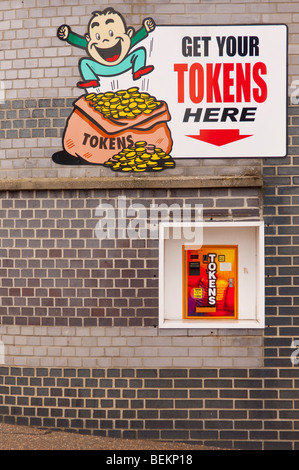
xmin=146 ymin=24 xmax=287 ymax=158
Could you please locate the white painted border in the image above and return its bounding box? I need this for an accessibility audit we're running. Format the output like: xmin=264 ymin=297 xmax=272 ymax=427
xmin=159 ymin=221 xmax=265 ymax=329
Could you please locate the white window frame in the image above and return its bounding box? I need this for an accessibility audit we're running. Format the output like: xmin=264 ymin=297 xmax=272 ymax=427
xmin=158 ymin=221 xmax=265 ymax=329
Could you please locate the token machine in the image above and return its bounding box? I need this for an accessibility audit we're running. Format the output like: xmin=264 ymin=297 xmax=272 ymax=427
xmin=182 ymin=245 xmax=238 ymax=320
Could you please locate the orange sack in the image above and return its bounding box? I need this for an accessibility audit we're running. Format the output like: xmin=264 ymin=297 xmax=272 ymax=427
xmin=63 ymin=95 xmax=173 ymax=165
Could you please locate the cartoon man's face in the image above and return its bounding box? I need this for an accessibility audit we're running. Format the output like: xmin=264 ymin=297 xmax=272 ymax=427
xmin=85 ymin=12 xmax=133 ymax=65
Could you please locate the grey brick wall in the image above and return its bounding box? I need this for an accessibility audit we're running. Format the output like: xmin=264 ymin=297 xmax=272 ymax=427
xmin=0 ymin=97 xmax=262 ymax=180
xmin=0 ymin=187 xmax=261 ymax=328
xmin=0 ymin=325 xmax=264 ymax=369
xmin=263 ymin=104 xmax=299 ymax=369
xmin=2 ymin=103 xmax=299 ymax=448
xmin=1 ymin=0 xmax=299 ymax=452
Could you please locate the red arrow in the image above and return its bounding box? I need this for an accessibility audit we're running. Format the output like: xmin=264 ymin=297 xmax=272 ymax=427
xmin=186 ymin=129 xmax=252 ymax=147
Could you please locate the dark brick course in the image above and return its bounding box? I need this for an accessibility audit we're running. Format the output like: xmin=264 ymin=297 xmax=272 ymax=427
xmin=0 ymin=366 xmax=299 ymax=449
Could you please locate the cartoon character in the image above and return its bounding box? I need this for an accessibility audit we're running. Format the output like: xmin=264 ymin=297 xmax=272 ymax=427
xmin=57 ymin=7 xmax=155 ymax=92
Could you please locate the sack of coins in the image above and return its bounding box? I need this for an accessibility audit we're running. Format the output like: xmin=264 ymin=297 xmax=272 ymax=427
xmin=104 ymin=141 xmax=176 ymax=173
xmin=62 ymin=88 xmax=173 ymax=165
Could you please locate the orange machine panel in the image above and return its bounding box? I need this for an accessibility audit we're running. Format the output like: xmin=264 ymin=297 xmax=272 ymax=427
xmin=182 ymin=245 xmax=238 ymax=320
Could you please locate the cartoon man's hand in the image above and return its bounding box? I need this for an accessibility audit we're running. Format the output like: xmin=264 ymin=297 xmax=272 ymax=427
xmin=57 ymin=24 xmax=70 ymax=41
xmin=143 ymin=18 xmax=156 ymax=33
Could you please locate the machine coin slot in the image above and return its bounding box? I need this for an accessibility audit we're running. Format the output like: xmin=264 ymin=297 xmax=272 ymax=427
xmin=189 ymin=261 xmax=200 ymax=276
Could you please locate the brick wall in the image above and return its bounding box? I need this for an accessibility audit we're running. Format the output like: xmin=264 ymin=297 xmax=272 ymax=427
xmin=0 ymin=97 xmax=262 ymax=180
xmin=0 ymin=187 xmax=261 ymax=329
xmin=1 ymin=0 xmax=299 ymax=451
xmin=0 ymin=365 xmax=297 ymax=450
xmin=0 ymin=0 xmax=292 ymax=180
xmin=1 ymin=0 xmax=298 ymax=102
xmin=263 ymin=104 xmax=299 ymax=368
xmin=0 ymin=325 xmax=264 ymax=369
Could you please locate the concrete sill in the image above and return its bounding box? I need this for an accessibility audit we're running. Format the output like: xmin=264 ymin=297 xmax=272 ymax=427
xmin=0 ymin=175 xmax=263 ymax=191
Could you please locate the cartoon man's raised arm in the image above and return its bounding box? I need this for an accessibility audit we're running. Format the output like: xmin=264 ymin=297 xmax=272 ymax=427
xmin=57 ymin=24 xmax=87 ymax=49
xmin=57 ymin=18 xmax=155 ymax=50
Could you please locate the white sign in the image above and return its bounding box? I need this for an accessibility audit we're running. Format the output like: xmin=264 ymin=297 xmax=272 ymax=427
xmin=136 ymin=24 xmax=287 ymax=159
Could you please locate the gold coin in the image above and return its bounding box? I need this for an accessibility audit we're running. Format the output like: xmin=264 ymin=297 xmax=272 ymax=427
xmin=152 ymin=166 xmax=164 ymax=171
xmin=135 ymin=141 xmax=147 ymax=146
xmin=85 ymin=93 xmax=95 ymax=100
xmin=129 ymin=102 xmax=138 ymax=109
xmin=128 ymin=87 xmax=139 ymax=93
xmin=136 ymin=163 xmax=147 ymax=168
xmin=164 ymin=161 xmax=175 ymax=166
xmin=125 ymin=151 xmax=136 ymax=158
xmin=143 ymin=109 xmax=153 ymax=114
xmin=150 ymin=155 xmax=160 ymax=161
xmin=121 ymin=167 xmax=133 ymax=172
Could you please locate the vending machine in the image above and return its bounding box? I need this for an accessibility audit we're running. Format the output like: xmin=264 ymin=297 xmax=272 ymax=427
xmin=182 ymin=245 xmax=238 ymax=320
